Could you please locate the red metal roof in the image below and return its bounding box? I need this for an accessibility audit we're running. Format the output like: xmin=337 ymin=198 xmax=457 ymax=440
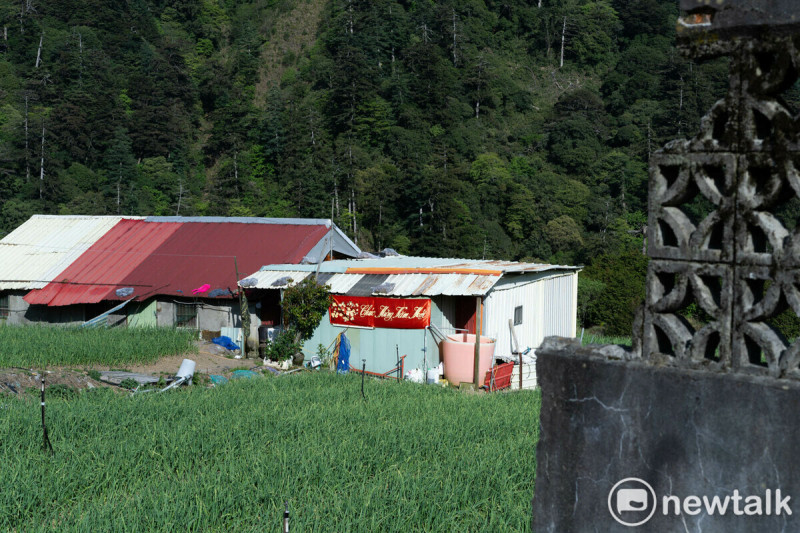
xmin=25 ymin=219 xmax=329 ymax=306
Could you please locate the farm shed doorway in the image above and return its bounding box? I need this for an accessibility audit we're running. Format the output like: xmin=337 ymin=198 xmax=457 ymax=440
xmin=453 ymin=296 xmax=483 ymax=335
xmin=258 ymin=290 xmax=281 ymax=327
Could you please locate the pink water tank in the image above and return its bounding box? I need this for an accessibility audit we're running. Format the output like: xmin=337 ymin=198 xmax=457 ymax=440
xmin=441 ymin=333 xmax=496 ymax=386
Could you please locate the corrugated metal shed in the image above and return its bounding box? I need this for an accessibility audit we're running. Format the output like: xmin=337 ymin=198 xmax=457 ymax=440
xmin=0 ymin=215 xmax=143 ymax=290
xmin=261 ymin=257 xmax=583 ymax=371
xmin=25 ymin=219 xmax=335 ymax=306
xmin=485 ymin=272 xmax=578 ymax=354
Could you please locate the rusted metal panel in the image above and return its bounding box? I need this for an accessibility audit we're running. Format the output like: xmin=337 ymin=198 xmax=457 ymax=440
xmin=467 ymin=275 xmax=497 ymax=293
xmin=412 ymin=275 xmax=440 ymax=295
xmin=248 ymin=258 xmax=581 ymax=297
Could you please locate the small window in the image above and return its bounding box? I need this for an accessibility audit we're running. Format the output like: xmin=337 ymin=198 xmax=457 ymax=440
xmin=175 ymin=302 xmax=198 ymax=328
xmin=514 ymin=305 xmax=523 ymax=326
xmin=0 ymin=294 xmax=8 ymax=320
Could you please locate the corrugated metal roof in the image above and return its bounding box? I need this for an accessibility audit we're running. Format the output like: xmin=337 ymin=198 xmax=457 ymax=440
xmin=245 ymin=269 xmax=362 ymax=294
xmin=145 ymin=216 xmax=335 ymax=226
xmin=0 ymin=215 xmax=143 ymax=290
xmin=259 ymin=257 xmax=580 ymax=274
xmin=246 ymin=257 xmax=580 ymax=296
xmin=384 ymin=272 xmax=500 ymax=296
xmin=346 ymin=274 xmax=390 ymax=297
xmin=146 ymin=217 xmax=361 ymax=259
xmin=244 ymin=270 xmax=504 ymax=297
xmin=25 ymin=219 xmax=181 ymax=305
xmin=25 ymin=219 xmax=334 ymax=306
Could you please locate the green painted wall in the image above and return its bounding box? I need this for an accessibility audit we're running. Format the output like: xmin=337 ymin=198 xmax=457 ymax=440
xmin=127 ymin=299 xmax=158 ymax=327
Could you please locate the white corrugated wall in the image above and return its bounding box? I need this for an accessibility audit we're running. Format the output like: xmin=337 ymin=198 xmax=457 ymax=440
xmin=484 ymin=271 xmax=578 ymax=358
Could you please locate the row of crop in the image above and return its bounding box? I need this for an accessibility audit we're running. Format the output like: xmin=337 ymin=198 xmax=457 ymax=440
xmin=0 ymin=325 xmax=197 ymax=368
xmin=0 ymin=372 xmax=540 ymax=531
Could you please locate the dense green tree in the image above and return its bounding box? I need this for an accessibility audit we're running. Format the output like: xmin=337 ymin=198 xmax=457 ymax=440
xmin=582 ymin=249 xmax=648 ymax=335
xmin=0 ymin=0 xmax=737 ymax=333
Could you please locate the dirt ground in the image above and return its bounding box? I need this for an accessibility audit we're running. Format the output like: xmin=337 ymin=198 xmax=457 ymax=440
xmin=0 ymin=341 xmax=270 ymax=395
xmin=93 ymin=340 xmax=265 ymax=376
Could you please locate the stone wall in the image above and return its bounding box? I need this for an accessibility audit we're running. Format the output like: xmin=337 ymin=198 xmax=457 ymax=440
xmin=532 ymin=338 xmax=800 ymax=532
xmin=532 ymin=6 xmax=800 ymax=532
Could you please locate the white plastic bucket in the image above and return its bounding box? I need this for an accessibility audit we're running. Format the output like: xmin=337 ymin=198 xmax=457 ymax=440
xmin=176 ymin=359 xmax=196 ymax=380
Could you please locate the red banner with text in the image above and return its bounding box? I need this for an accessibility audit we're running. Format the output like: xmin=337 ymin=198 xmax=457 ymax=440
xmin=329 ymin=295 xmax=431 ymax=329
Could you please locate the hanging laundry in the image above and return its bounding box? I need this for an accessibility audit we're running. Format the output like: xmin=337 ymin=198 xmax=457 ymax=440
xmin=192 ymin=283 xmax=211 ymax=295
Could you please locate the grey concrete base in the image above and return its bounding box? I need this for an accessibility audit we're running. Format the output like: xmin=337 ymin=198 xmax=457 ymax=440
xmin=532 ymin=338 xmax=800 ymax=533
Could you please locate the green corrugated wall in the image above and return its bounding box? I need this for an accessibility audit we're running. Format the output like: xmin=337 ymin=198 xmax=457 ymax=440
xmin=127 ymin=299 xmax=158 ymax=327
xmin=302 ymin=297 xmax=445 ymax=374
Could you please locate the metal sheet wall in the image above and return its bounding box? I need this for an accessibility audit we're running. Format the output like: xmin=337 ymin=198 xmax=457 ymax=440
xmin=301 ymin=298 xmax=446 ymax=374
xmin=433 ymin=295 xmax=458 ymax=334
xmin=298 ymin=272 xmax=577 ymax=374
xmin=127 ymin=299 xmax=158 ymax=327
xmin=484 ymin=272 xmax=578 ymax=357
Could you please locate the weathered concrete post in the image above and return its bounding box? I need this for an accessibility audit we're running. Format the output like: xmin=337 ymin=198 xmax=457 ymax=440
xmin=533 ymin=2 xmax=800 ymax=531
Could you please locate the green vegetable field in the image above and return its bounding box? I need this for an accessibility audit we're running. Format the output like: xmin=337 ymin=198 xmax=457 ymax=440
xmin=0 ymin=373 xmax=540 ymax=532
xmin=0 ymin=325 xmax=197 ymax=368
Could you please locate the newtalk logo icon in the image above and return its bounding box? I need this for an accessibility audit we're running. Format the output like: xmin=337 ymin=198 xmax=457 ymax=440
xmin=608 ymin=478 xmax=657 ymax=526
xmin=608 ymin=478 xmax=792 ymax=527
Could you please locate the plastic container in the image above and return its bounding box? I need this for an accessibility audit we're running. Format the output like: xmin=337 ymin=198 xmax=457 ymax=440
xmin=258 ymin=325 xmax=269 ymax=358
xmin=441 ymin=333 xmax=496 ymax=386
xmin=176 ymin=359 xmax=196 ymax=380
xmin=426 ymin=363 xmax=443 ymax=384
xmin=484 ymin=361 xmax=515 ymax=391
xmin=176 ymin=359 xmax=196 ymax=385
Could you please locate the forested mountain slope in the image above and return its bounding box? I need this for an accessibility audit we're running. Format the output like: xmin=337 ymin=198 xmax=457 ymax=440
xmin=0 ymin=0 xmax=732 ymax=332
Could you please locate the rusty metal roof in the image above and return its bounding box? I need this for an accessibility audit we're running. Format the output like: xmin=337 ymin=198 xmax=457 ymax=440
xmin=244 ymin=257 xmax=581 ymax=297
xmin=0 ymin=215 xmax=144 ymax=291
xmin=244 ymin=269 xmax=502 ymax=296
xmin=257 ymin=257 xmax=580 ymax=273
